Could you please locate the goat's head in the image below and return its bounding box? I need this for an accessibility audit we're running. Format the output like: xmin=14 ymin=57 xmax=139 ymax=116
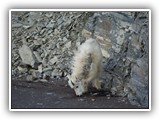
xmin=67 ymin=75 xmax=85 ymax=96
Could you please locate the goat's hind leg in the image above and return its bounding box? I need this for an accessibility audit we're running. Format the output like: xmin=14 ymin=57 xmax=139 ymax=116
xmin=93 ymin=63 xmax=102 ymax=90
xmin=93 ymin=78 xmax=101 ymax=90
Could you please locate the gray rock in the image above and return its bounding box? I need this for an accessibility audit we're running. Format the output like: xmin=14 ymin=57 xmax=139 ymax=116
xmin=39 ymin=79 xmax=48 ymax=83
xmin=17 ymin=65 xmax=28 ymax=73
xmin=43 ymin=67 xmax=52 ymax=72
xmin=116 ymin=35 xmax=124 ymax=45
xmin=43 ymin=71 xmax=52 ymax=80
xmin=46 ymin=20 xmax=55 ymax=28
xmin=51 ymin=69 xmax=61 ymax=79
xmin=12 ymin=23 xmax=22 ymax=28
xmin=64 ymin=41 xmax=71 ymax=49
xmin=112 ymin=45 xmax=121 ymax=53
xmin=70 ymin=31 xmax=77 ymax=40
xmin=33 ymin=51 xmax=42 ymax=63
xmin=31 ymin=70 xmax=42 ymax=79
xmin=19 ymin=44 xmax=36 ymax=67
xmin=38 ymin=64 xmax=43 ymax=73
xmin=33 ymin=39 xmax=42 ymax=46
xmin=49 ymin=56 xmax=58 ymax=65
xmin=26 ymin=75 xmax=33 ymax=81
xmin=45 ymin=12 xmax=53 ymax=18
xmin=63 ymin=37 xmax=68 ymax=42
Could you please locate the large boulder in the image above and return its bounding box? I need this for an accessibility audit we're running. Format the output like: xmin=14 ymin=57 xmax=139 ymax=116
xmin=19 ymin=44 xmax=36 ymax=67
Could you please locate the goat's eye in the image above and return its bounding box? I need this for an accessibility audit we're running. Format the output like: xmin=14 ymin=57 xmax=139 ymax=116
xmin=75 ymin=86 xmax=78 ymax=88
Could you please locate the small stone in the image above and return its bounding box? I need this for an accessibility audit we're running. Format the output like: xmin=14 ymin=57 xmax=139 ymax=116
xmin=57 ymin=18 xmax=63 ymax=25
xmin=32 ymin=70 xmax=41 ymax=79
xmin=51 ymin=69 xmax=61 ymax=79
xmin=70 ymin=31 xmax=77 ymax=40
xmin=43 ymin=71 xmax=52 ymax=79
xmin=46 ymin=22 xmax=55 ymax=28
xmin=125 ymin=28 xmax=130 ymax=32
xmin=12 ymin=23 xmax=22 ymax=28
xmin=91 ymin=93 xmax=98 ymax=96
xmin=42 ymin=58 xmax=47 ymax=67
xmin=17 ymin=66 xmax=27 ymax=73
xmin=116 ymin=85 xmax=124 ymax=91
xmin=18 ymin=74 xmax=22 ymax=78
xmin=23 ymin=25 xmax=31 ymax=29
xmin=117 ymin=36 xmax=124 ymax=45
xmin=49 ymin=57 xmax=58 ymax=65
xmin=91 ymin=98 xmax=95 ymax=102
xmin=64 ymin=41 xmax=71 ymax=49
xmin=42 ymin=75 xmax=49 ymax=80
xmin=43 ymin=67 xmax=52 ymax=72
xmin=33 ymin=40 xmax=42 ymax=46
xmin=111 ymin=87 xmax=117 ymax=95
xmin=46 ymin=92 xmax=53 ymax=95
xmin=26 ymin=75 xmax=33 ymax=81
xmin=39 ymin=79 xmax=48 ymax=83
xmin=79 ymin=98 xmax=85 ymax=102
xmin=112 ymin=45 xmax=121 ymax=53
xmin=63 ymin=37 xmax=68 ymax=42
xmin=40 ymin=29 xmax=46 ymax=35
xmin=38 ymin=64 xmax=43 ymax=73
xmin=33 ymin=51 xmax=42 ymax=63
xmin=37 ymin=103 xmax=43 ymax=106
xmin=45 ymin=13 xmax=53 ymax=18
xmin=107 ymin=96 xmax=110 ymax=99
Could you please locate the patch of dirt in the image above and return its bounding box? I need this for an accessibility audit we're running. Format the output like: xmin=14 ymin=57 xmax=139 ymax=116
xmin=11 ymin=77 xmax=143 ymax=109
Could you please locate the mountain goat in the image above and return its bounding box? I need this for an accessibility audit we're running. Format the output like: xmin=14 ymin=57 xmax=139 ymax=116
xmin=68 ymin=38 xmax=103 ymax=96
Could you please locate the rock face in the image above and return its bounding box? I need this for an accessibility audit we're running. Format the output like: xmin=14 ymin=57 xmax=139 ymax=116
xmin=11 ymin=11 xmax=149 ymax=107
xmin=81 ymin=12 xmax=149 ymax=107
xmin=128 ymin=58 xmax=149 ymax=107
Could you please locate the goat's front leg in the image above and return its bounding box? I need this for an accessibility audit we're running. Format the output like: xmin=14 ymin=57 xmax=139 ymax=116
xmin=83 ymin=80 xmax=88 ymax=92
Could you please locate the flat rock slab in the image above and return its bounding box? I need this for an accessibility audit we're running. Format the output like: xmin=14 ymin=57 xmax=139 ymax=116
xmin=11 ymin=77 xmax=146 ymax=109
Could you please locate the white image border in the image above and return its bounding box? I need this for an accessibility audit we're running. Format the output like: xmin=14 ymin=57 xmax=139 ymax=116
xmin=9 ymin=9 xmax=151 ymax=112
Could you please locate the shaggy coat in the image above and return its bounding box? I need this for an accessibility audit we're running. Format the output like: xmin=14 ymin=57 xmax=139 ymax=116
xmin=68 ymin=38 xmax=103 ymax=96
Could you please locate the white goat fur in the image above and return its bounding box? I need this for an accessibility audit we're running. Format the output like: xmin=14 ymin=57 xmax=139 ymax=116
xmin=68 ymin=38 xmax=103 ymax=96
